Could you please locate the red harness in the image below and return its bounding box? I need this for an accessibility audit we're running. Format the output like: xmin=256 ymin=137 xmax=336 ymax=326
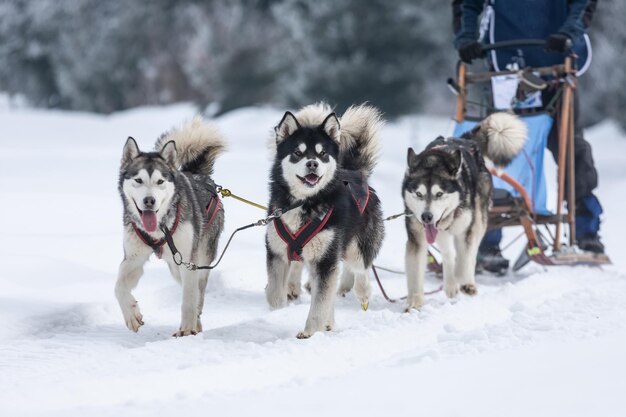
xmin=272 ymin=173 xmax=372 ymax=262
xmin=131 ymin=196 xmax=221 ymax=258
xmin=131 ymin=205 xmax=181 ymax=258
xmin=273 ymin=208 xmax=334 ymax=262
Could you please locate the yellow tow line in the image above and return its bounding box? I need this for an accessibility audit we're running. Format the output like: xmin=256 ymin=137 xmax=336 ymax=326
xmin=217 ymin=187 xmax=268 ymax=211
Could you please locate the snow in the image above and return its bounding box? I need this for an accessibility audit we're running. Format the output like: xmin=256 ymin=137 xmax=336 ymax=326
xmin=1 ymin=104 xmax=625 ymax=416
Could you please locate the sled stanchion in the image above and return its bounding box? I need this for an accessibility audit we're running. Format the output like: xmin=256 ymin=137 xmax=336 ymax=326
xmin=555 ymin=56 xmax=574 ymax=252
xmin=567 ymin=83 xmax=577 ymax=247
xmin=455 ymin=63 xmax=466 ymax=122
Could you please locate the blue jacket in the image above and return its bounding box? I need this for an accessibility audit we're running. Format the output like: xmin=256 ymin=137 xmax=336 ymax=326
xmin=452 ymin=0 xmax=597 ymax=71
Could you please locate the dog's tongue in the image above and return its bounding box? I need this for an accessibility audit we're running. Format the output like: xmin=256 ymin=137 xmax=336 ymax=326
xmin=424 ymin=224 xmax=438 ymax=244
xmin=141 ymin=210 xmax=158 ymax=232
xmin=304 ymin=174 xmax=319 ymax=185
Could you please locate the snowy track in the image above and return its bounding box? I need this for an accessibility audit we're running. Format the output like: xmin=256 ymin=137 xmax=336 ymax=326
xmin=1 ymin=105 xmax=625 ymax=416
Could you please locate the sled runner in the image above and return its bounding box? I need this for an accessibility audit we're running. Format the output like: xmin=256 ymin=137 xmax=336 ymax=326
xmin=450 ymin=39 xmax=611 ymax=270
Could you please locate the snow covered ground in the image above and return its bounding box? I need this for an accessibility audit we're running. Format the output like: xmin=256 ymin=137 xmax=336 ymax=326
xmin=1 ymin=104 xmax=625 ymax=416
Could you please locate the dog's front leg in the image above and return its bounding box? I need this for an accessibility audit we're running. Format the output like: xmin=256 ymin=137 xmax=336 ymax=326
xmin=174 ymin=268 xmax=201 ymax=337
xmin=297 ymin=257 xmax=338 ymax=339
xmin=196 ymin=270 xmax=210 ymax=332
xmin=438 ymin=232 xmax=459 ymax=298
xmin=455 ymin=231 xmax=481 ymax=296
xmin=115 ymin=255 xmax=148 ymax=332
xmin=266 ymin=250 xmax=290 ymax=309
xmin=405 ymin=238 xmax=426 ymax=312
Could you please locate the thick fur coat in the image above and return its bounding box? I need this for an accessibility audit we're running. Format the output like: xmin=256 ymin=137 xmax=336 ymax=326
xmin=265 ymin=103 xmax=385 ymax=338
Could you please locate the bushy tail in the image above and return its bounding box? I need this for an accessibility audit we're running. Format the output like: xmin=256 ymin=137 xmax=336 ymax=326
xmin=339 ymin=104 xmax=384 ymax=177
xmin=465 ymin=112 xmax=527 ymax=169
xmin=155 ymin=116 xmax=226 ymax=175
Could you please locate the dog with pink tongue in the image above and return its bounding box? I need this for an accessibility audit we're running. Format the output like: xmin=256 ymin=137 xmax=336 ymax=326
xmin=402 ymin=113 xmax=527 ymax=311
xmin=115 ymin=117 xmax=226 ymax=337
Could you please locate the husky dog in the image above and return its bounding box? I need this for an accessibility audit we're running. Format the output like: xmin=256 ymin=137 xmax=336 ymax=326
xmin=265 ymin=103 xmax=384 ymax=338
xmin=403 ymin=113 xmax=526 ymax=311
xmin=115 ymin=117 xmax=225 ymax=336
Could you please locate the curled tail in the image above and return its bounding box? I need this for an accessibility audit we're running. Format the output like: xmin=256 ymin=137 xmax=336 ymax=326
xmin=465 ymin=112 xmax=527 ymax=169
xmin=339 ymin=104 xmax=384 ymax=177
xmin=156 ymin=116 xmax=226 ymax=175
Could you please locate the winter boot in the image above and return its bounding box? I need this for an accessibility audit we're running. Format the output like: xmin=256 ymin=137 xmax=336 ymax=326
xmin=477 ymin=247 xmax=509 ymax=276
xmin=577 ymin=234 xmax=605 ymax=254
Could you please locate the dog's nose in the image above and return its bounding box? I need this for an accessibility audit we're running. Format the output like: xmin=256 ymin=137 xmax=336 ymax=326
xmin=306 ymin=160 xmax=319 ymax=171
xmin=143 ymin=196 xmax=156 ymax=208
xmin=421 ymin=212 xmax=434 ymax=224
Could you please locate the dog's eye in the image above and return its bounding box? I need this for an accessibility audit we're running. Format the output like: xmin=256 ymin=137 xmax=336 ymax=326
xmin=157 ymin=179 xmax=164 ymax=185
xmin=134 ymin=178 xmax=143 ymax=184
xmin=435 ymin=192 xmax=444 ymax=198
xmin=416 ymin=191 xmax=423 ymax=198
xmin=319 ymin=150 xmax=326 ymax=157
xmin=293 ymin=150 xmax=303 ymax=157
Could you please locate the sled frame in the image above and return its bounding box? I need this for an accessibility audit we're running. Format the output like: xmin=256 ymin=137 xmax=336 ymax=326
xmin=453 ymin=44 xmax=610 ymax=267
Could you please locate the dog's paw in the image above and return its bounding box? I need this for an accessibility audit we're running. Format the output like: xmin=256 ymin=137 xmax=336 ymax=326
xmin=287 ymin=279 xmax=301 ymax=301
xmin=354 ymin=278 xmax=372 ymax=311
xmin=349 ymin=289 xmax=369 ymax=310
xmin=123 ymin=303 xmax=144 ymax=332
xmin=460 ymin=284 xmax=477 ymax=295
xmin=265 ymin=286 xmax=288 ymax=309
xmin=444 ymin=283 xmax=459 ymax=299
xmin=296 ymin=331 xmax=312 ymax=339
xmin=337 ymin=285 xmax=352 ymax=297
xmin=287 ymin=288 xmax=300 ymax=302
xmin=404 ymin=303 xmax=420 ymax=313
xmin=404 ymin=293 xmax=424 ymax=313
xmin=172 ymin=329 xmax=198 ymax=337
xmin=196 ymin=319 xmax=203 ymax=333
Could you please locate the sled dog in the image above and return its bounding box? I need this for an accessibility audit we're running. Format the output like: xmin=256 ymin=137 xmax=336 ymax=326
xmin=403 ymin=113 xmax=527 ymax=311
xmin=265 ymin=103 xmax=385 ymax=338
xmin=115 ymin=117 xmax=225 ymax=336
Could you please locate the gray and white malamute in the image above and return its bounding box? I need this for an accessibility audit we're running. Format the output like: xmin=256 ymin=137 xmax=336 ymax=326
xmin=265 ymin=103 xmax=384 ymax=338
xmin=403 ymin=113 xmax=526 ymax=311
xmin=115 ymin=117 xmax=225 ymax=336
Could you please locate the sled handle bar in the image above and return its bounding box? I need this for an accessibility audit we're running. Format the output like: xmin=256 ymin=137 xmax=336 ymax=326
xmin=481 ymin=38 xmax=572 ymax=53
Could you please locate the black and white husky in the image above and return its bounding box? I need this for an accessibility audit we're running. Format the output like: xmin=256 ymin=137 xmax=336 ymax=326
xmin=403 ymin=113 xmax=526 ymax=311
xmin=116 ymin=117 xmax=225 ymax=336
xmin=265 ymin=103 xmax=384 ymax=338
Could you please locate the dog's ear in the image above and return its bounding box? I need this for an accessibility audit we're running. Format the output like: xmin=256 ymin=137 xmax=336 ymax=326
xmin=275 ymin=111 xmax=300 ymax=144
xmin=407 ymin=147 xmax=419 ymax=169
xmin=320 ymin=113 xmax=340 ymax=143
xmin=122 ymin=137 xmax=140 ymax=165
xmin=159 ymin=140 xmax=177 ymax=166
xmin=448 ymin=149 xmax=463 ymax=178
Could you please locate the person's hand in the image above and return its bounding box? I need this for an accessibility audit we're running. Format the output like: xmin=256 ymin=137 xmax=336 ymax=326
xmin=458 ymin=41 xmax=484 ymax=63
xmin=545 ymin=33 xmax=571 ymax=53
